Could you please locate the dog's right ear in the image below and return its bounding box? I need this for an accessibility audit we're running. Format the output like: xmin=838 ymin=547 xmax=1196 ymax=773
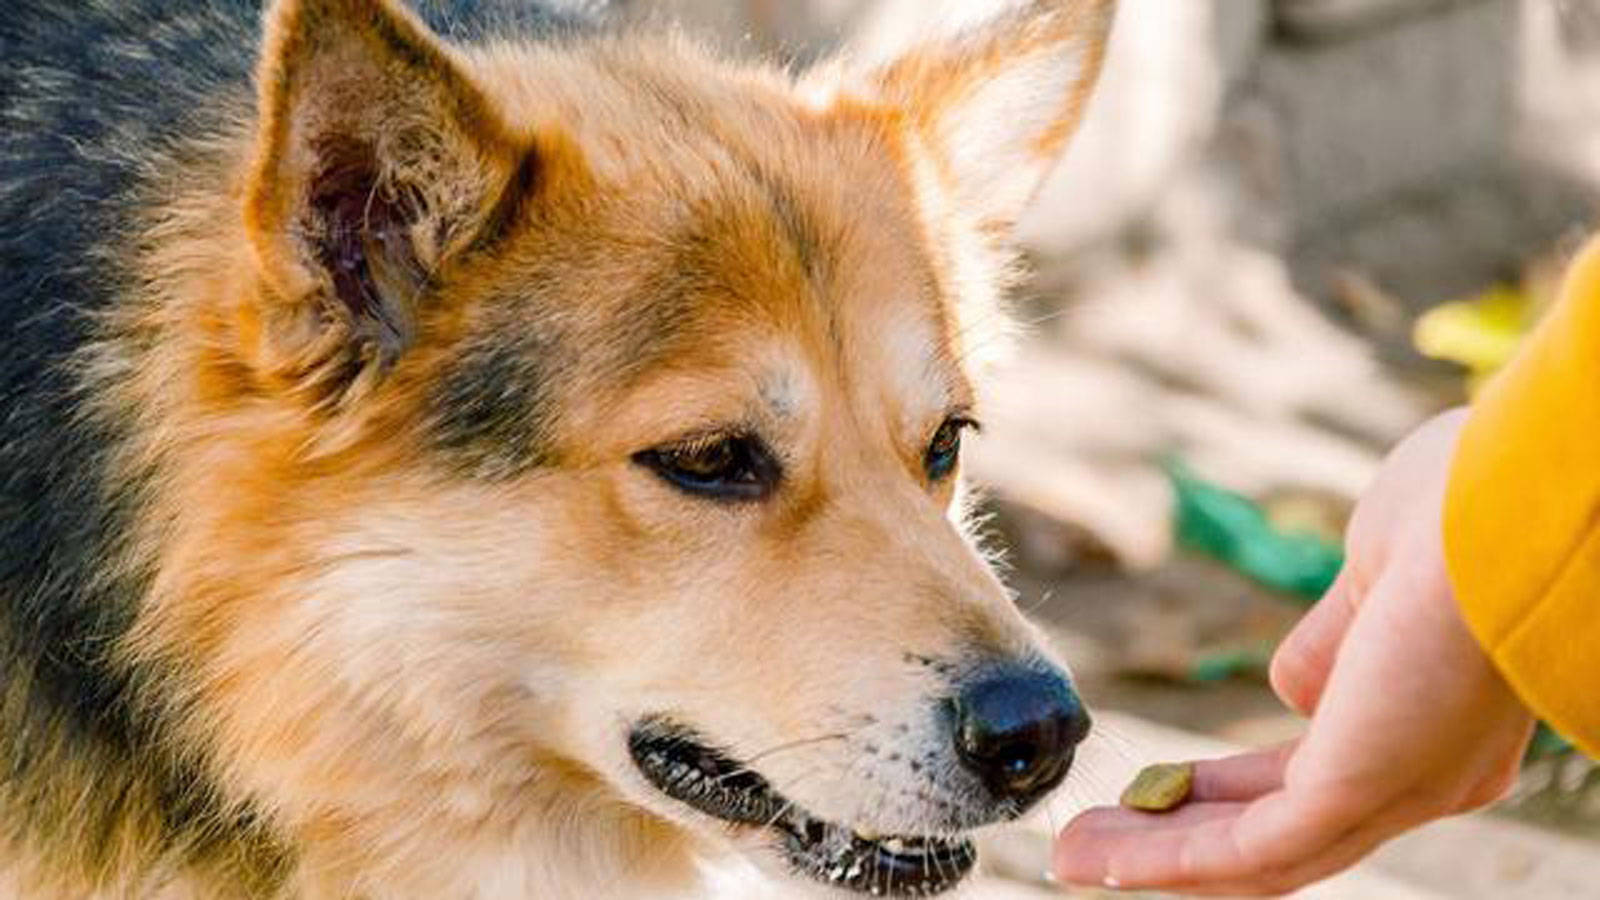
xmin=244 ymin=0 xmax=545 ymax=403
xmin=810 ymin=0 xmax=1115 ymax=233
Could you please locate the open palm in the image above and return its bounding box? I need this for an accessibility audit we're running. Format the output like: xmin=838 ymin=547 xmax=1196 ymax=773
xmin=1055 ymin=410 xmax=1536 ymax=895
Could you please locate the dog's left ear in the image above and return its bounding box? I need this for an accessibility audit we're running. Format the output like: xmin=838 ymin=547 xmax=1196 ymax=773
xmin=244 ymin=0 xmax=542 ymax=399
xmin=814 ymin=0 xmax=1115 ymax=230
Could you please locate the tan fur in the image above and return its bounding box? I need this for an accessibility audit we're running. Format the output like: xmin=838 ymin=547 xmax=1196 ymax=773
xmin=38 ymin=0 xmax=1116 ymax=896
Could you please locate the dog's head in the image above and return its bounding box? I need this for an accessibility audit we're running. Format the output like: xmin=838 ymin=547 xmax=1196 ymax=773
xmin=153 ymin=0 xmax=1113 ymax=894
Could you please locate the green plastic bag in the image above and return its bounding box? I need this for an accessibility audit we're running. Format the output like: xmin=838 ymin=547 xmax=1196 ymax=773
xmin=1168 ymin=462 xmax=1344 ymax=603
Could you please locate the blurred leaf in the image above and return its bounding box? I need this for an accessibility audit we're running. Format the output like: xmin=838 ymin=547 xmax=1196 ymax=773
xmin=1413 ymin=285 xmax=1532 ymax=391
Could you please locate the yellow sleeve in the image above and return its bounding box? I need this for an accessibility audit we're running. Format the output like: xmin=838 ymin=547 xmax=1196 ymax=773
xmin=1444 ymin=237 xmax=1600 ymax=758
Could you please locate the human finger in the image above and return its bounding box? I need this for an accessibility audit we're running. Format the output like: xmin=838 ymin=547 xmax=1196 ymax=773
xmin=1188 ymin=742 xmax=1295 ymax=803
xmin=1270 ymin=570 xmax=1359 ymax=716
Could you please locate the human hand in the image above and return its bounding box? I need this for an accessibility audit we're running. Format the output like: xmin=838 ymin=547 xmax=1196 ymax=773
xmin=1054 ymin=409 xmax=1536 ymax=895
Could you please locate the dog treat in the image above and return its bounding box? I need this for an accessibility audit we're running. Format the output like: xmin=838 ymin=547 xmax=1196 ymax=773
xmin=1119 ymin=762 xmax=1194 ymax=812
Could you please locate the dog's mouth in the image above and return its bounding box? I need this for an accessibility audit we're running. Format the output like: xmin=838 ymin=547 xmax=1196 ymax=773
xmin=628 ymin=721 xmax=977 ymax=897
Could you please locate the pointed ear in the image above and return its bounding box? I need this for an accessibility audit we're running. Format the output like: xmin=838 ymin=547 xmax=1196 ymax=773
xmin=245 ymin=0 xmax=538 ymax=398
xmin=815 ymin=0 xmax=1115 ymax=230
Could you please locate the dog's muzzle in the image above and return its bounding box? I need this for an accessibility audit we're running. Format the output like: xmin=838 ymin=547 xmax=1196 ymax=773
xmin=626 ymin=662 xmax=1089 ymax=897
xmin=628 ymin=720 xmax=977 ymax=897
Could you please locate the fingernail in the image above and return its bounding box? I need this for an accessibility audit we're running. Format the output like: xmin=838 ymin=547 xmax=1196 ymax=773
xmin=1104 ymin=875 xmax=1121 ymax=888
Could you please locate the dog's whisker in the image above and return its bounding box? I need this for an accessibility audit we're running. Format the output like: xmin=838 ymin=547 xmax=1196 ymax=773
xmin=931 ymin=828 xmax=955 ymax=886
xmin=1064 ymin=753 xmax=1124 ymax=809
xmin=940 ymin=305 xmax=1058 ymax=377
xmin=1087 ymin=720 xmax=1144 ymax=764
xmin=756 ymin=767 xmax=826 ymax=831
xmin=738 ymin=731 xmax=853 ymax=768
xmin=922 ymin=834 xmax=933 ymax=887
xmin=1017 ymin=588 xmax=1056 ymax=616
xmin=698 ymin=729 xmax=861 ymax=793
xmin=839 ymin=741 xmax=902 ymax=828
xmin=948 ymin=304 xmax=1077 ymax=370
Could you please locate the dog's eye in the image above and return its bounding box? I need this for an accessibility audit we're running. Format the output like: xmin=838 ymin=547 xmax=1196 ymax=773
xmin=634 ymin=434 xmax=780 ymax=501
xmin=925 ymin=417 xmax=975 ymax=482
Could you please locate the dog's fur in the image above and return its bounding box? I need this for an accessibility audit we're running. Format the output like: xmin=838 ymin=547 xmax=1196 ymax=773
xmin=0 ymin=0 xmax=1113 ymax=896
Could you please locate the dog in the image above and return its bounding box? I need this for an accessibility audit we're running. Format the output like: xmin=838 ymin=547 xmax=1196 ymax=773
xmin=0 ymin=0 xmax=1114 ymax=896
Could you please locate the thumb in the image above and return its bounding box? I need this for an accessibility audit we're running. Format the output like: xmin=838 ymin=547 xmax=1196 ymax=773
xmin=1270 ymin=570 xmax=1359 ymax=716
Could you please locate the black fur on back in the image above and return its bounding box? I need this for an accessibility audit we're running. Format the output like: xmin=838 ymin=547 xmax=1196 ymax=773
xmin=0 ymin=0 xmax=582 ymax=890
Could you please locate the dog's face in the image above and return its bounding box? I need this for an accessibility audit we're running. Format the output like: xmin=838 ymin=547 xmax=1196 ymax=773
xmin=154 ymin=0 xmax=1112 ymax=895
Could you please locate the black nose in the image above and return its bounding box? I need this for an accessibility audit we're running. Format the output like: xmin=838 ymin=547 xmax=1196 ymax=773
xmin=951 ymin=667 xmax=1090 ymax=808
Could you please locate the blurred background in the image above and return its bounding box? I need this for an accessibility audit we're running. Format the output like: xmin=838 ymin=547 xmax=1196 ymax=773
xmin=602 ymin=0 xmax=1600 ymax=895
